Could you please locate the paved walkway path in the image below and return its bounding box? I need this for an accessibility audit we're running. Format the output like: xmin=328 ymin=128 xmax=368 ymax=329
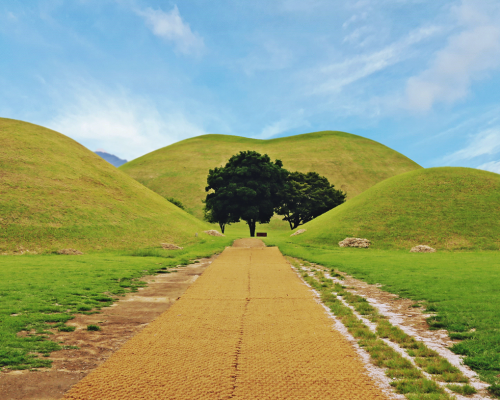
xmin=63 ymin=243 xmax=388 ymax=399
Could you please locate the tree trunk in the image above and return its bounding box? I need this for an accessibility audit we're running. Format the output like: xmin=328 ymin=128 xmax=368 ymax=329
xmin=248 ymin=220 xmax=256 ymax=237
xmin=219 ymin=223 xmax=225 ymax=234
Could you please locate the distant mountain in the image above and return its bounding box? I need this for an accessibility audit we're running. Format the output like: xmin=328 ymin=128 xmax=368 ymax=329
xmin=95 ymin=151 xmax=127 ymax=167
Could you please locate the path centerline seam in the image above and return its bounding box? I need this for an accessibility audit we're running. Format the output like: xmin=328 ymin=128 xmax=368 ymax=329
xmin=229 ymin=269 xmax=251 ymax=399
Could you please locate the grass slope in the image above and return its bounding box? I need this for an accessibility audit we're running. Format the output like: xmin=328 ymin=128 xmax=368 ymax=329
xmin=293 ymin=167 xmax=500 ymax=250
xmin=0 ymin=118 xmax=209 ymax=253
xmin=120 ymin=131 xmax=421 ymax=218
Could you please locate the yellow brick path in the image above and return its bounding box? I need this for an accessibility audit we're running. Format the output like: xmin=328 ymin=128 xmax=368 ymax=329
xmin=62 ymin=246 xmax=389 ymax=399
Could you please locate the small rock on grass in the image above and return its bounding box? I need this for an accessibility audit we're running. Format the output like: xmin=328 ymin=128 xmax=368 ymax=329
xmin=161 ymin=243 xmax=183 ymax=250
xmin=57 ymin=248 xmax=83 ymax=255
xmin=203 ymin=230 xmax=224 ymax=237
xmin=290 ymin=229 xmax=307 ymax=237
xmin=338 ymin=238 xmax=371 ymax=248
xmin=410 ymin=245 xmax=436 ymax=253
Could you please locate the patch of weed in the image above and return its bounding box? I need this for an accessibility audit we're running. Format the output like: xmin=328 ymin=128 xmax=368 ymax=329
xmin=86 ymin=325 xmax=100 ymax=331
xmin=448 ymin=332 xmax=475 ymax=340
xmin=58 ymin=326 xmax=76 ymax=332
xmin=376 ymin=320 xmax=419 ymax=349
xmin=390 ymin=379 xmax=443 ymax=394
xmin=446 ymin=384 xmax=477 ymax=396
xmin=488 ymin=383 xmax=500 ymax=397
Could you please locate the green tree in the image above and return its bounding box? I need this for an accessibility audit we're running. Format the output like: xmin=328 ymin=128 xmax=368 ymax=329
xmin=276 ymin=171 xmax=346 ymax=230
xmin=204 ymin=151 xmax=288 ymax=237
xmin=166 ymin=197 xmax=185 ymax=210
xmin=202 ymin=199 xmax=234 ymax=234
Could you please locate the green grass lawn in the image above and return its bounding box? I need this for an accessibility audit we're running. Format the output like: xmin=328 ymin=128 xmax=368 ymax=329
xmin=0 ymin=238 xmax=231 ymax=370
xmin=266 ymin=235 xmax=500 ymax=386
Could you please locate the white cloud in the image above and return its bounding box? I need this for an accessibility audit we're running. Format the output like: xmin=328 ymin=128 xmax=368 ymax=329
xmin=342 ymin=26 xmax=374 ymax=46
xmin=46 ymin=82 xmax=207 ymax=160
xmin=342 ymin=13 xmax=365 ymax=29
xmin=308 ymin=25 xmax=441 ymax=95
xmin=444 ymin=128 xmax=500 ymax=163
xmin=476 ymin=160 xmax=500 ymax=174
xmin=406 ymin=0 xmax=500 ymax=111
xmin=255 ymin=111 xmax=308 ymax=140
xmin=137 ymin=6 xmax=204 ymax=56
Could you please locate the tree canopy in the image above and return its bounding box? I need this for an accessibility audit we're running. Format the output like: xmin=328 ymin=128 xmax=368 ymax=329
xmin=275 ymin=171 xmax=346 ymax=230
xmin=204 ymin=151 xmax=288 ymax=236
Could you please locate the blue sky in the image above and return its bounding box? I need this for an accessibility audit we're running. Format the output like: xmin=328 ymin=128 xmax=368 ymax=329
xmin=1 ymin=0 xmax=500 ymax=172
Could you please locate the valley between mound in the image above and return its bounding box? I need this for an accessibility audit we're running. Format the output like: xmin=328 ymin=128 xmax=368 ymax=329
xmin=120 ymin=131 xmax=421 ymax=219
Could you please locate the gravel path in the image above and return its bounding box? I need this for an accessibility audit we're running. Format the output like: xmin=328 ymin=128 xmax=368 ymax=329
xmin=62 ymin=242 xmax=389 ymax=399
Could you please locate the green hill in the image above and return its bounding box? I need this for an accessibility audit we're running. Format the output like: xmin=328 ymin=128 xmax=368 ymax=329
xmin=120 ymin=131 xmax=421 ymax=219
xmin=0 ymin=118 xmax=210 ymax=253
xmin=292 ymin=167 xmax=500 ymax=250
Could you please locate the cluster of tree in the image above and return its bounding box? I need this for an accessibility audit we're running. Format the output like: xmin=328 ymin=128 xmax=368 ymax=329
xmin=203 ymin=150 xmax=346 ymax=237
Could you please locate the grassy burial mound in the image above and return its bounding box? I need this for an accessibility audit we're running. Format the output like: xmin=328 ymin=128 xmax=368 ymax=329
xmin=0 ymin=118 xmax=209 ymax=253
xmin=120 ymin=131 xmax=421 ymax=219
xmin=292 ymin=167 xmax=500 ymax=250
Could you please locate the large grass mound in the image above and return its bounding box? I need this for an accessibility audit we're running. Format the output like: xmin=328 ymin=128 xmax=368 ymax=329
xmin=120 ymin=131 xmax=421 ymax=218
xmin=0 ymin=118 xmax=210 ymax=253
xmin=293 ymin=167 xmax=500 ymax=250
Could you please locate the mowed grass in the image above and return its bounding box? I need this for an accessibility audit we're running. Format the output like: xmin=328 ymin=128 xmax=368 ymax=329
xmin=0 ymin=238 xmax=232 ymax=370
xmin=293 ymin=167 xmax=500 ymax=250
xmin=120 ymin=131 xmax=421 ymax=218
xmin=266 ymin=235 xmax=500 ymax=386
xmin=0 ymin=118 xmax=210 ymax=253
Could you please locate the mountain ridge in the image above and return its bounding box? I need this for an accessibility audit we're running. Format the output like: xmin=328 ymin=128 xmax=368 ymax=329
xmin=95 ymin=151 xmax=127 ymax=167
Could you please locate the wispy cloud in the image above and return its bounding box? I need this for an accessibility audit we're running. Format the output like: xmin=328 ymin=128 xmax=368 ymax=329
xmin=443 ymin=128 xmax=500 ymax=163
xmin=306 ymin=25 xmax=441 ymax=95
xmin=476 ymin=160 xmax=500 ymax=174
xmin=406 ymin=0 xmax=500 ymax=111
xmin=342 ymin=26 xmax=374 ymax=46
xmin=137 ymin=6 xmax=204 ymax=56
xmin=46 ymin=81 xmax=207 ymax=160
xmin=254 ymin=111 xmax=308 ymax=140
xmin=342 ymin=12 xmax=367 ymax=29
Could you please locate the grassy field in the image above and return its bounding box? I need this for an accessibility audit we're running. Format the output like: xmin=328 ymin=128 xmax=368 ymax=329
xmin=3 ymin=116 xmax=500 ymax=396
xmin=120 ymin=131 xmax=421 ymax=218
xmin=292 ymin=167 xmax=500 ymax=250
xmin=265 ymin=234 xmax=500 ymax=387
xmin=0 ymin=237 xmax=232 ymax=370
xmin=0 ymin=118 xmax=210 ymax=253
